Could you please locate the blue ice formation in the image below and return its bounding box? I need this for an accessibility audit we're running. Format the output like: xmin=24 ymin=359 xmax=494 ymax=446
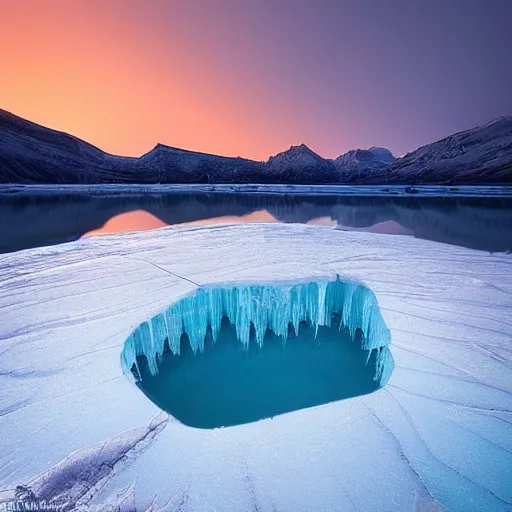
xmin=121 ymin=277 xmax=393 ymax=386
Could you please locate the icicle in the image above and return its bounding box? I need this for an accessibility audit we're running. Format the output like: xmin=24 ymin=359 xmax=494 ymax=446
xmin=164 ymin=306 xmax=182 ymax=355
xmin=121 ymin=278 xmax=392 ymax=380
xmin=374 ymin=347 xmax=394 ymax=386
xmin=182 ymin=290 xmax=209 ymax=353
xmin=365 ymin=348 xmax=373 ymax=366
xmin=252 ymin=287 xmax=268 ymax=345
xmin=236 ymin=287 xmax=252 ymax=347
xmin=146 ymin=320 xmax=158 ymax=374
xmin=317 ymin=281 xmax=328 ymax=327
xmin=208 ymin=288 xmax=222 ymax=342
xmin=289 ymin=286 xmax=301 ymax=336
xmin=150 ymin=314 xmax=167 ymax=362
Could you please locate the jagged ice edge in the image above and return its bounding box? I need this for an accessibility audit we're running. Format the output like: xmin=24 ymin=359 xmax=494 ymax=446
xmin=121 ymin=277 xmax=394 ymax=386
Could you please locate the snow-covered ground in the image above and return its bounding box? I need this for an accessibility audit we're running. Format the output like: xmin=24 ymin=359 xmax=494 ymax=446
xmin=0 ymin=223 xmax=511 ymax=511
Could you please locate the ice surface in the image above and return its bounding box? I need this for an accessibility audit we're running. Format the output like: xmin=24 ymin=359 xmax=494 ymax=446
xmin=2 ymin=182 xmax=512 ymax=197
xmin=0 ymin=414 xmax=168 ymax=511
xmin=0 ymin=223 xmax=511 ymax=511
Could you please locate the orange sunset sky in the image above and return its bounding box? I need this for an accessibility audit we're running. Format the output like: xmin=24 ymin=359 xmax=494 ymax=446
xmin=2 ymin=1 xmax=321 ymax=161
xmin=1 ymin=0 xmax=510 ymax=161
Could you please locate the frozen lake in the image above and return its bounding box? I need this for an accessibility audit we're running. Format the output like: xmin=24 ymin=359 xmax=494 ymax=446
xmin=0 ymin=186 xmax=511 ymax=512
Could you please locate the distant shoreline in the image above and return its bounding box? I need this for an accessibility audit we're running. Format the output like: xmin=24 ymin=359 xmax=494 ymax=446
xmin=1 ymin=183 xmax=511 ymax=198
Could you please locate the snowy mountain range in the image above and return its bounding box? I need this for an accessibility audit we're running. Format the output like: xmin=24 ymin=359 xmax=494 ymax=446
xmin=1 ymin=108 xmax=511 ymax=184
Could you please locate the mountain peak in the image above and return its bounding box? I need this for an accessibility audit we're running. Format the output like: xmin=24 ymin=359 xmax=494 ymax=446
xmin=265 ymin=143 xmax=337 ymax=180
xmin=281 ymin=143 xmax=315 ymax=155
xmin=1 ymin=109 xmax=511 ymax=185
xmin=293 ymin=143 xmax=312 ymax=152
xmin=149 ymin=142 xmax=190 ymax=154
xmin=368 ymin=146 xmax=395 ymax=156
xmin=334 ymin=147 xmax=395 ymax=176
xmin=268 ymin=143 xmax=321 ymax=162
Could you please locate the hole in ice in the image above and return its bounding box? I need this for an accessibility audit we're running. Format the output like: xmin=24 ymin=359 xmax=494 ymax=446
xmin=121 ymin=278 xmax=394 ymax=429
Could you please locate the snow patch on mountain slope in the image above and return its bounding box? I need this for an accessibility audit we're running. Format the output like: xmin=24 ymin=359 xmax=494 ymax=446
xmin=388 ymin=117 xmax=512 ymax=183
xmin=333 ymin=147 xmax=396 ymax=181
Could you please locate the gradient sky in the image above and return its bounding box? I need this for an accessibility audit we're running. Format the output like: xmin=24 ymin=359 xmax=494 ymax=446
xmin=1 ymin=0 xmax=511 ymax=160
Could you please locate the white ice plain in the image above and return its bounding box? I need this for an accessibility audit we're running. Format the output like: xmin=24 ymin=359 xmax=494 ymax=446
xmin=0 ymin=223 xmax=511 ymax=512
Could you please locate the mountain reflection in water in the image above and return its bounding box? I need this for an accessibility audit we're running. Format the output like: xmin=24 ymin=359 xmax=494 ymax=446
xmin=1 ymin=192 xmax=511 ymax=253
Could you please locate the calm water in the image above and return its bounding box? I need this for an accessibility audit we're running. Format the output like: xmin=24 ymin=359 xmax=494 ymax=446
xmin=135 ymin=319 xmax=384 ymax=429
xmin=1 ymin=191 xmax=511 ymax=253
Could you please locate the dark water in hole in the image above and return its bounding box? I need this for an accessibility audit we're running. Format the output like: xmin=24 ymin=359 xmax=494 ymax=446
xmin=134 ymin=318 xmax=384 ymax=429
xmin=1 ymin=191 xmax=511 ymax=253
